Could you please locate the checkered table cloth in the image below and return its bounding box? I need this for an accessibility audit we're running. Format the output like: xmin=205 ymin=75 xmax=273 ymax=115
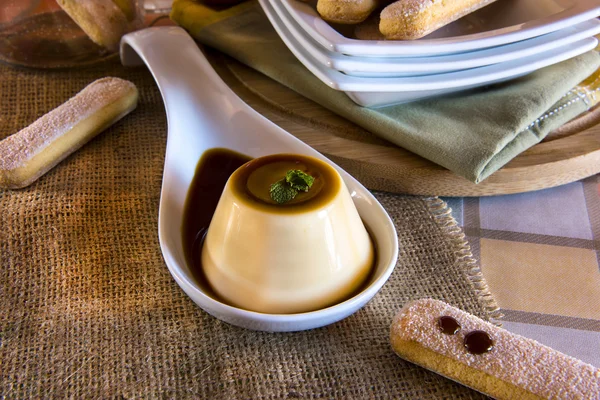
xmin=445 ymin=173 xmax=600 ymax=367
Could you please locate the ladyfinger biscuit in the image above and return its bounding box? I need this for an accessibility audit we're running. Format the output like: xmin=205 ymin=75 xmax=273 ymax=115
xmin=317 ymin=0 xmax=378 ymax=24
xmin=380 ymin=0 xmax=498 ymax=40
xmin=57 ymin=0 xmax=144 ymax=52
xmin=391 ymin=299 xmax=600 ymax=399
xmin=0 ymin=78 xmax=138 ymax=190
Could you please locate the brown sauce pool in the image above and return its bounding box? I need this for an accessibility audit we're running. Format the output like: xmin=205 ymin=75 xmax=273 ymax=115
xmin=182 ymin=148 xmax=251 ymax=288
xmin=181 ymin=148 xmax=378 ymax=310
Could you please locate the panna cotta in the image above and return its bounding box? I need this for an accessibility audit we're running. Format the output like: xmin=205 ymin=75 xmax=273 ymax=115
xmin=201 ymin=153 xmax=374 ymax=314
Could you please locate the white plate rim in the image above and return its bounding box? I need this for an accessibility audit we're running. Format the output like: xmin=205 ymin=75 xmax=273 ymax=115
xmin=271 ymin=0 xmax=600 ymax=75
xmin=279 ymin=0 xmax=600 ymax=56
xmin=261 ymin=0 xmax=599 ymax=91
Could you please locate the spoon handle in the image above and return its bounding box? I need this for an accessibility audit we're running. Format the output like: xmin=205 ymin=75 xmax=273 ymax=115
xmin=120 ymin=27 xmax=243 ymax=137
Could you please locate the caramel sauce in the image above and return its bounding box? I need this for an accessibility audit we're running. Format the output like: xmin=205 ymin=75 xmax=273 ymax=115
xmin=464 ymin=330 xmax=494 ymax=355
xmin=181 ymin=148 xmax=251 ymax=289
xmin=438 ymin=316 xmax=461 ymax=335
xmin=231 ymin=153 xmax=340 ymax=213
xmin=436 ymin=315 xmax=493 ymax=355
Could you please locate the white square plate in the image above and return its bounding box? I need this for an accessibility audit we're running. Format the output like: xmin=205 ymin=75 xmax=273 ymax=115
xmin=279 ymin=0 xmax=600 ymax=57
xmin=260 ymin=0 xmax=598 ymax=107
xmin=271 ymin=0 xmax=600 ymax=77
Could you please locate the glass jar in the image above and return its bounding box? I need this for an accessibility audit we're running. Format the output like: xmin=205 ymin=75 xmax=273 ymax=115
xmin=0 ymin=0 xmax=171 ymax=69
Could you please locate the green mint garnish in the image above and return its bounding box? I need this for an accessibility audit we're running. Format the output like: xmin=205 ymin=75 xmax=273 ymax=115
xmin=269 ymin=170 xmax=315 ymax=204
xmin=270 ymin=179 xmax=298 ymax=204
xmin=285 ymin=170 xmax=315 ymax=192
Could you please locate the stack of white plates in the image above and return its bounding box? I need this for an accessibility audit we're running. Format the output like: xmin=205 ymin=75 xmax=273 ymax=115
xmin=259 ymin=0 xmax=600 ymax=107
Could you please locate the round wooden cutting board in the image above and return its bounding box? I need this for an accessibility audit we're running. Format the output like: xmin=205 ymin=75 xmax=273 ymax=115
xmin=205 ymin=49 xmax=600 ymax=197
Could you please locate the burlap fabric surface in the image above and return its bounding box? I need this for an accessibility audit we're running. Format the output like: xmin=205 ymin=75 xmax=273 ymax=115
xmin=1 ymin=59 xmax=496 ymax=399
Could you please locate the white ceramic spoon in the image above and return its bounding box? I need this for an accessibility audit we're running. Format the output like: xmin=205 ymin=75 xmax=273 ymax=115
xmin=120 ymin=27 xmax=398 ymax=332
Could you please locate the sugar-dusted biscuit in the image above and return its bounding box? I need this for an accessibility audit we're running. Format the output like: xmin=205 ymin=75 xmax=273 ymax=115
xmin=380 ymin=0 xmax=498 ymax=40
xmin=0 ymin=78 xmax=138 ymax=189
xmin=317 ymin=0 xmax=379 ymax=24
xmin=57 ymin=0 xmax=144 ymax=52
xmin=391 ymin=299 xmax=600 ymax=399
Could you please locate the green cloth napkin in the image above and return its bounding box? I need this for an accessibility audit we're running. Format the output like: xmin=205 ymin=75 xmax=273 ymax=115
xmin=171 ymin=0 xmax=600 ymax=183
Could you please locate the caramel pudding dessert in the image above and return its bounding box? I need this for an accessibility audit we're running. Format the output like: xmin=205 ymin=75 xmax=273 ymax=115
xmin=182 ymin=150 xmax=374 ymax=314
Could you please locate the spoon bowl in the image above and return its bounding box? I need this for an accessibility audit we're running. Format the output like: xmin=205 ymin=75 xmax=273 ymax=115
xmin=120 ymin=27 xmax=398 ymax=332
